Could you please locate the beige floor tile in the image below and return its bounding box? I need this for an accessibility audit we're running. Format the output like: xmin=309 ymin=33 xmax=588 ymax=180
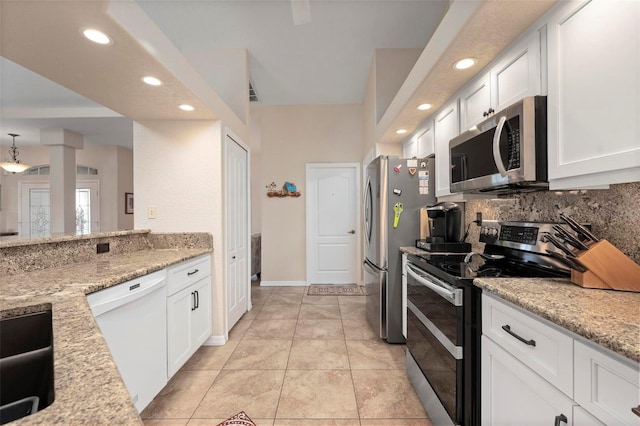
xmin=346 ymin=340 xmax=406 ymax=369
xmin=342 ymin=318 xmax=378 ymax=340
xmin=244 ymin=305 xmax=262 ymax=319
xmin=224 ymin=339 xmax=292 ymax=369
xmin=352 ymin=370 xmax=428 ymax=419
xmin=182 ymin=341 xmax=240 ymax=370
xmin=252 ymin=285 xmax=274 ymax=294
xmin=288 ymin=340 xmax=349 ymax=370
xmin=360 ymin=420 xmax=432 ymax=426
xmin=299 ymin=304 xmax=341 ymax=319
xmin=339 ymin=303 xmax=367 ymax=320
xmin=143 ymin=420 xmax=189 ymax=426
xmin=294 ymin=319 xmax=345 ymax=339
xmin=302 ymin=295 xmax=340 ymax=305
xmin=229 ymin=317 xmax=254 ymax=341
xmin=338 ymin=296 xmax=366 ymax=305
xmin=188 ymin=418 xmax=274 ymax=426
xmin=265 ymin=293 xmax=304 ymax=305
xmin=271 ymin=286 xmax=307 ymax=294
xmin=193 ymin=369 xmax=285 ymax=419
xmin=256 ymin=304 xmax=301 ymax=320
xmin=244 ymin=319 xmax=297 ymax=340
xmin=274 ymin=420 xmax=360 ymax=425
xmin=141 ymin=370 xmax=219 ymax=419
xmin=277 ymin=370 xmax=358 ymax=419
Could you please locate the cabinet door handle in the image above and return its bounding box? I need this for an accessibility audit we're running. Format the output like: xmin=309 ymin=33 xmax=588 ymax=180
xmin=195 ymin=290 xmax=199 ymax=309
xmin=191 ymin=292 xmax=196 ymax=311
xmin=187 ymin=269 xmax=199 ymax=276
xmin=501 ymin=324 xmax=536 ymax=347
xmin=554 ymin=414 xmax=567 ymax=426
xmin=632 ymin=405 xmax=640 ymax=417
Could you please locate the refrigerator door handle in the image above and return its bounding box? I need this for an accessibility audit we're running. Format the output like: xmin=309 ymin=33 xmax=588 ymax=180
xmin=364 ymin=258 xmax=384 ymax=274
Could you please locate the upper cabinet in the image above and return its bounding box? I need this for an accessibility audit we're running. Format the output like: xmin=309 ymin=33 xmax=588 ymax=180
xmin=459 ymin=30 xmax=543 ymax=132
xmin=402 ymin=120 xmax=434 ymax=159
xmin=434 ymin=100 xmax=459 ymax=198
xmin=547 ymin=0 xmax=640 ymax=189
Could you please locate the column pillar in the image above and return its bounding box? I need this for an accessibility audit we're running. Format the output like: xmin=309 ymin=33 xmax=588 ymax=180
xmin=40 ymin=129 xmax=84 ymax=234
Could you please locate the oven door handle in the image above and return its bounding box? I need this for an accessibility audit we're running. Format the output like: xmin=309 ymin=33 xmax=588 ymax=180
xmin=406 ymin=263 xmax=462 ymax=306
xmin=492 ymin=115 xmax=508 ymax=177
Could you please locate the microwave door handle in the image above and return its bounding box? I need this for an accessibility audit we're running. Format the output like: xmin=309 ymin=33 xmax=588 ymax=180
xmin=492 ymin=115 xmax=508 ymax=177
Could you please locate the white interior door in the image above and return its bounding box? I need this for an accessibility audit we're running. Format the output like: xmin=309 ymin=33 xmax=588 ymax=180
xmin=225 ymin=135 xmax=249 ymax=332
xmin=306 ymin=163 xmax=360 ymax=284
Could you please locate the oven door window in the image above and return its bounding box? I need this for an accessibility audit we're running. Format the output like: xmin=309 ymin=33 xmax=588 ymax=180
xmin=406 ymin=272 xmax=463 ymax=346
xmin=407 ymin=308 xmax=462 ymax=424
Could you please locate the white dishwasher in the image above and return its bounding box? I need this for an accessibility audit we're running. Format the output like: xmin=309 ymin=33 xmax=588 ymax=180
xmin=87 ymin=269 xmax=167 ymax=413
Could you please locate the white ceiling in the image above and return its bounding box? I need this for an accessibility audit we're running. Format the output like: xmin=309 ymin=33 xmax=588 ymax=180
xmin=137 ymin=0 xmax=450 ymax=105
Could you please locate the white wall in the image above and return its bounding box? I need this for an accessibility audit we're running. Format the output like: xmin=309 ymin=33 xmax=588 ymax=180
xmin=133 ymin=119 xmax=226 ymax=338
xmin=250 ymin=107 xmax=262 ymax=235
xmin=255 ymin=104 xmax=364 ymax=283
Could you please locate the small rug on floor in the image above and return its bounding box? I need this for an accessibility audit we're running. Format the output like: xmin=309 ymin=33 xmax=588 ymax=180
xmin=307 ymin=284 xmax=364 ymax=296
xmin=216 ymin=411 xmax=256 ymax=426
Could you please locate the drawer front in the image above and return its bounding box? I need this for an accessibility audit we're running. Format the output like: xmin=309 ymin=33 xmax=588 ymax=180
xmin=573 ymin=406 xmax=605 ymax=426
xmin=574 ymin=340 xmax=640 ymax=426
xmin=482 ymin=294 xmax=573 ymax=396
xmin=167 ymin=255 xmax=211 ymax=296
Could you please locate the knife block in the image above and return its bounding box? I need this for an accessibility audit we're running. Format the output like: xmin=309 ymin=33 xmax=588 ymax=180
xmin=571 ymin=239 xmax=640 ymax=292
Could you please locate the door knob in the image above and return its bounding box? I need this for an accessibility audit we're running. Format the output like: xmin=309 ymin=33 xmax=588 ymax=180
xmin=348 ymin=230 xmax=355 ymax=234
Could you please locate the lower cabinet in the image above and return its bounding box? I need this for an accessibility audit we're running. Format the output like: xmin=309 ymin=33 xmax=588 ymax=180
xmin=482 ymin=293 xmax=640 ymax=426
xmin=167 ymin=258 xmax=212 ymax=378
xmin=482 ymin=335 xmax=575 ymax=426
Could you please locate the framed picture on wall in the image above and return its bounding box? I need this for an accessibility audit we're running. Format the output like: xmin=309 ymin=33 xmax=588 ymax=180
xmin=125 ymin=192 xmax=134 ymax=214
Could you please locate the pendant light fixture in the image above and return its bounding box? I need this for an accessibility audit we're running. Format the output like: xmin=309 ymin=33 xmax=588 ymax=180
xmin=0 ymin=133 xmax=30 ymax=173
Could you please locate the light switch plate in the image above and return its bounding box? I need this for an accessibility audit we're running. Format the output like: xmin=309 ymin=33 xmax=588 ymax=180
xmin=147 ymin=206 xmax=157 ymax=219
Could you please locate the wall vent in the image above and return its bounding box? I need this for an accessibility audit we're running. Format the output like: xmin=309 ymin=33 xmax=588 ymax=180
xmin=249 ymin=80 xmax=260 ymax=102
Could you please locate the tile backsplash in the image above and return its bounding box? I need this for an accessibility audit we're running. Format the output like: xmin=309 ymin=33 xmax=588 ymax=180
xmin=465 ymin=182 xmax=640 ymax=263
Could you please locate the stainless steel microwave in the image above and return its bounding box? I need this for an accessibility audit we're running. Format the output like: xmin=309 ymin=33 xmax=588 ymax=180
xmin=449 ymin=96 xmax=548 ymax=194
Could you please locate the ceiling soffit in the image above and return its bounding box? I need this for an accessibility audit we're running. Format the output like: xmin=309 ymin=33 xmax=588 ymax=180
xmin=0 ymin=0 xmax=217 ymax=121
xmin=378 ymin=0 xmax=557 ymax=145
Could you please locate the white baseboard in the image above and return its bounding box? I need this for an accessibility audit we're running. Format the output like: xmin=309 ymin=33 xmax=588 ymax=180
xmin=260 ymin=280 xmax=308 ymax=287
xmin=204 ymin=334 xmax=227 ymax=346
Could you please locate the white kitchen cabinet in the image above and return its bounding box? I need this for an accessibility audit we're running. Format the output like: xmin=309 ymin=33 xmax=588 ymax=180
xmin=573 ymin=406 xmax=605 ymax=426
xmin=415 ymin=121 xmax=435 ymax=158
xmin=482 ymin=293 xmax=640 ymax=426
xmin=459 ymin=73 xmax=492 ymax=131
xmin=547 ymin=0 xmax=640 ymax=189
xmin=574 ymin=340 xmax=640 ymax=426
xmin=482 ymin=335 xmax=575 ymax=426
xmin=402 ymin=137 xmax=417 ymax=158
xmin=167 ymin=255 xmax=212 ymax=378
xmin=434 ymin=100 xmax=459 ymax=198
xmin=482 ymin=293 xmax=573 ymax=396
xmin=490 ymin=29 xmax=542 ymax=113
xmin=459 ymin=30 xmax=542 ymax=132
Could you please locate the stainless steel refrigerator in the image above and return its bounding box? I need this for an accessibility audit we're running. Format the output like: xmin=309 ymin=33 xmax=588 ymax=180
xmin=363 ymin=155 xmax=436 ymax=343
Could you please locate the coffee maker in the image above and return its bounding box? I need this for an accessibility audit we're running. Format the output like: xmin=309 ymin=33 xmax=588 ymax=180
xmin=417 ymin=202 xmax=471 ymax=252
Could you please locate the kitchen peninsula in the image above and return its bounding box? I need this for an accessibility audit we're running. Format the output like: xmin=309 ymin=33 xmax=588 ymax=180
xmin=0 ymin=230 xmax=212 ymax=424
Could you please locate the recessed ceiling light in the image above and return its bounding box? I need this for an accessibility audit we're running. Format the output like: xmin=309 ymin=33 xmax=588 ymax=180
xmin=395 ymin=129 xmax=407 ymax=135
xmin=179 ymin=104 xmax=195 ymax=111
xmin=417 ymin=103 xmax=432 ymax=111
xmin=82 ymin=29 xmax=112 ymax=45
xmin=454 ymin=58 xmax=477 ymax=70
xmin=141 ymin=76 xmax=163 ymax=86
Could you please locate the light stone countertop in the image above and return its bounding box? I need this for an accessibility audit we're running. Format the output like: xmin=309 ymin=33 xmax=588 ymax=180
xmin=0 ymin=248 xmax=211 ymax=425
xmin=474 ymin=277 xmax=640 ymax=363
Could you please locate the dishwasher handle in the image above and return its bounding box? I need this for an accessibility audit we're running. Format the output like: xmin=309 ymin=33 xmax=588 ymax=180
xmin=89 ymin=275 xmax=166 ymax=317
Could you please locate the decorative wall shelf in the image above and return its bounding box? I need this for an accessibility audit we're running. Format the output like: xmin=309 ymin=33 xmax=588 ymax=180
xmin=266 ymin=181 xmax=301 ymax=198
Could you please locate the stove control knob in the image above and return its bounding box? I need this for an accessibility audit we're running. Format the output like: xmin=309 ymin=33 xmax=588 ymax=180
xmin=490 ymin=227 xmax=499 ymax=237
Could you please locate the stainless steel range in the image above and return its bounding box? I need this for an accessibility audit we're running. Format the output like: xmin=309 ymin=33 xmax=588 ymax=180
xmin=404 ymin=220 xmax=576 ymax=426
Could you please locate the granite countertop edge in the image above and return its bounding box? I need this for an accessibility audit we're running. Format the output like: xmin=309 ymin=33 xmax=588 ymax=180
xmin=0 ymin=247 xmax=212 ymax=425
xmin=474 ymin=278 xmax=640 ymax=364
